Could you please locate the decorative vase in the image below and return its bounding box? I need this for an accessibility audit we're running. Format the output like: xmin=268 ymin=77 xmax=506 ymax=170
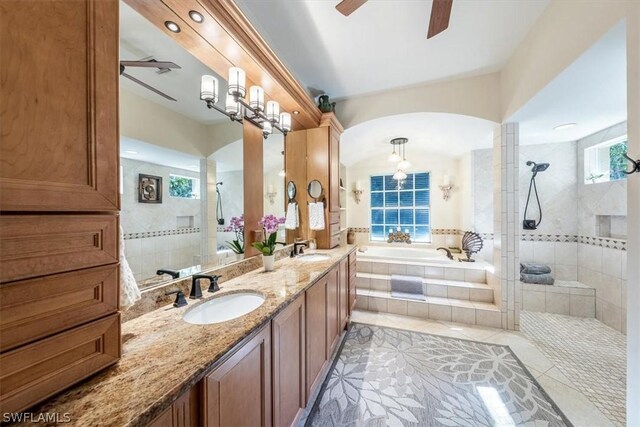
xmin=263 ymin=254 xmax=275 ymax=272
xmin=347 ymin=229 xmax=355 ymax=245
xmin=317 ymin=95 xmax=336 ymax=113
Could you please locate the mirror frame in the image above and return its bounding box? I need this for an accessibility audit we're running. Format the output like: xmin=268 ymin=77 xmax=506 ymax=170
xmin=307 ymin=179 xmax=323 ymax=200
xmin=287 ymin=180 xmax=297 ymax=201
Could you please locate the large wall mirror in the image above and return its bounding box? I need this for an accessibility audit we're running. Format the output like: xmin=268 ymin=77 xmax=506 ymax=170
xmin=263 ymin=134 xmax=286 ymax=241
xmin=119 ymin=3 xmax=245 ymax=289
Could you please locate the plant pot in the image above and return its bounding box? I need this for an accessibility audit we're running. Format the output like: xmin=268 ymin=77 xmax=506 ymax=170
xmin=262 ymin=254 xmax=275 ymax=272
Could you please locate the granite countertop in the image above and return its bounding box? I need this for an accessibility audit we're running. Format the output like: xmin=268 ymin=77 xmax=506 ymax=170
xmin=30 ymin=246 xmax=356 ymax=427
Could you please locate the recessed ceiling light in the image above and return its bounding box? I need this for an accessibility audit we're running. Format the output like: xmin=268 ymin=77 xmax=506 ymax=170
xmin=164 ymin=21 xmax=181 ymax=33
xmin=292 ymin=110 xmax=300 ymax=115
xmin=188 ymin=10 xmax=204 ymax=23
xmin=124 ymin=150 xmax=138 ymax=154
xmin=553 ymin=123 xmax=576 ymax=131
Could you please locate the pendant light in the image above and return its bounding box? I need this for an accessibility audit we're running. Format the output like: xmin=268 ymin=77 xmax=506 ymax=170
xmin=397 ymin=143 xmax=411 ymax=170
xmin=388 ymin=144 xmax=401 ymax=162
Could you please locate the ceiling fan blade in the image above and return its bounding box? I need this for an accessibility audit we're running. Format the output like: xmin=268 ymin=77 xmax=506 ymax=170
xmin=121 ymin=72 xmax=177 ymax=102
xmin=336 ymin=0 xmax=367 ymax=16
xmin=427 ymin=0 xmax=453 ymax=39
xmin=120 ymin=60 xmax=181 ymax=69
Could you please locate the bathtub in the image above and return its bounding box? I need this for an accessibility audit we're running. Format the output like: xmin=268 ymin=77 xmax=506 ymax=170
xmin=357 ymin=246 xmax=452 ymax=264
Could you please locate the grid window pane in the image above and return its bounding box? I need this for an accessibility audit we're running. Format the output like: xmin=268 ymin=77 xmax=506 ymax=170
xmin=371 ymin=209 xmax=384 ymax=224
xmin=399 ymin=191 xmax=413 ymax=207
xmin=415 ymin=190 xmax=430 ymax=206
xmin=385 ymin=209 xmax=399 ymax=224
xmin=369 ymin=173 xmax=431 ymax=243
xmin=371 ymin=176 xmax=384 ymax=191
xmin=370 ymin=192 xmax=383 ymax=207
xmin=385 ymin=191 xmax=398 ymax=207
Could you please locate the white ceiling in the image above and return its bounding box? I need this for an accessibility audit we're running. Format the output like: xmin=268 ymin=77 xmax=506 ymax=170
xmin=235 ymin=0 xmax=549 ymax=99
xmin=209 ymin=135 xmax=284 ymax=173
xmin=119 ymin=3 xmax=227 ymax=124
xmin=121 ymin=137 xmax=202 ymax=171
xmin=510 ymin=21 xmax=627 ymax=145
xmin=340 ymin=112 xmax=494 ymax=166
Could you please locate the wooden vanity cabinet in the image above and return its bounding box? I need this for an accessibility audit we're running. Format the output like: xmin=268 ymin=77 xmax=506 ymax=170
xmin=149 ymin=386 xmax=200 ymax=427
xmin=272 ymin=295 xmax=306 ymax=427
xmin=202 ymin=324 xmax=272 ymax=427
xmin=305 ymin=273 xmax=328 ymax=400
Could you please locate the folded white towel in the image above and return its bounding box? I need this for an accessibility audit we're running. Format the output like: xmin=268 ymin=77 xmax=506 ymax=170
xmin=285 ymin=202 xmax=299 ymax=230
xmin=119 ymin=227 xmax=141 ymax=310
xmin=309 ymin=202 xmax=325 ymax=231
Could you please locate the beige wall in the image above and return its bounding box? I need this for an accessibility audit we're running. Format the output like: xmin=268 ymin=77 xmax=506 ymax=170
xmin=335 ymin=73 xmax=502 ymax=129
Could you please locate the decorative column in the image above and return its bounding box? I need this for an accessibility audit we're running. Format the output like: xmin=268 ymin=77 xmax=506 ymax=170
xmin=493 ymin=123 xmax=520 ymax=330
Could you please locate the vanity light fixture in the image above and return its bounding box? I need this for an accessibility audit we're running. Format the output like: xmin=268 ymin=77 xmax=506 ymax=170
xmin=266 ymin=184 xmax=277 ymax=205
xmin=164 ymin=21 xmax=181 ymax=33
xmin=352 ymin=180 xmax=364 ymax=204
xmin=439 ymin=175 xmax=454 ymax=201
xmin=200 ymin=67 xmax=292 ymax=139
xmin=188 ymin=10 xmax=204 ymax=23
xmin=553 ymin=123 xmax=576 ymax=131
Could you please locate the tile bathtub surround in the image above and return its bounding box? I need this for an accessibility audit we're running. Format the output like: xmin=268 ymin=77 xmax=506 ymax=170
xmin=122 ymin=244 xmax=295 ymax=322
xmin=32 ymin=245 xmax=357 ymax=426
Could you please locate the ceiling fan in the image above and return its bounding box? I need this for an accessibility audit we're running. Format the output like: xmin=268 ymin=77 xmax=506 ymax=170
xmin=335 ymin=0 xmax=453 ymax=39
xmin=119 ymin=59 xmax=181 ymax=101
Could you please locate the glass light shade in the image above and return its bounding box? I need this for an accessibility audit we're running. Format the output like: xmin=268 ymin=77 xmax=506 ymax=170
xmin=228 ymin=67 xmax=246 ymax=98
xmin=393 ymin=170 xmax=407 ymax=180
xmin=388 ymin=152 xmax=401 ymax=162
xmin=266 ymin=101 xmax=280 ymax=122
xmin=249 ymin=86 xmax=264 ymax=111
xmin=262 ymin=121 xmax=273 ymax=135
xmin=279 ymin=112 xmax=292 ymax=131
xmin=397 ymin=159 xmax=411 ymax=170
xmin=225 ymin=94 xmax=240 ymax=115
xmin=200 ymin=75 xmax=218 ymax=102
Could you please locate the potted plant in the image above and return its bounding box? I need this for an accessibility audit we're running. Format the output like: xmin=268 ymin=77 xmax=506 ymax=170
xmin=252 ymin=214 xmax=286 ymax=271
xmin=224 ymin=215 xmax=244 ymax=258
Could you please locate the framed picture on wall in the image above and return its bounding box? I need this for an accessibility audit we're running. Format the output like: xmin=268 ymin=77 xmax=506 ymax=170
xmin=138 ymin=174 xmax=162 ymax=203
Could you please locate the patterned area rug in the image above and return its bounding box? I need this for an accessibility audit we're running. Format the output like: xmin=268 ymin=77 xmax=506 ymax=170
xmin=306 ymin=323 xmax=571 ymax=427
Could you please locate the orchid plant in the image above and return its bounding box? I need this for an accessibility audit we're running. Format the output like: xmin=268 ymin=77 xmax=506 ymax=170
xmin=224 ymin=215 xmax=244 ymax=254
xmin=252 ymin=214 xmax=286 ymax=256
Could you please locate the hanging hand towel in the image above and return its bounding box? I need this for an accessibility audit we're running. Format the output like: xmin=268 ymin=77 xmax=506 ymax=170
xmin=119 ymin=226 xmax=141 ymax=310
xmin=285 ymin=202 xmax=299 ymax=230
xmin=309 ymin=202 xmax=325 ymax=231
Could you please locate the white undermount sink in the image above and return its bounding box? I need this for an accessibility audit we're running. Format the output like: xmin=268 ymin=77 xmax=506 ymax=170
xmin=183 ymin=293 xmax=265 ymax=325
xmin=297 ymin=253 xmax=331 ymax=262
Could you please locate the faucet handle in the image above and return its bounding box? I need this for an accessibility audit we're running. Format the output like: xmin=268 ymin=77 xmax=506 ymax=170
xmin=165 ymin=290 xmax=187 ymax=307
xmin=208 ymin=275 xmax=222 ymax=293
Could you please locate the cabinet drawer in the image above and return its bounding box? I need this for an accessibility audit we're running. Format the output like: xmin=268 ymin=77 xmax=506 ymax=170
xmin=329 ymin=212 xmax=340 ymax=225
xmin=0 ymin=313 xmax=121 ymax=414
xmin=0 ymin=265 xmax=119 ymax=352
xmin=0 ymin=215 xmax=118 ymax=283
xmin=329 ymin=233 xmax=340 ymax=249
xmin=348 ymin=251 xmax=356 ymax=264
xmin=329 ymin=223 xmax=340 ymax=236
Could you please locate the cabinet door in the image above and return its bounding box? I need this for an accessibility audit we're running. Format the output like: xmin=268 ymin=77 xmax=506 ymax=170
xmin=203 ymin=324 xmax=271 ymax=427
xmin=349 ymin=254 xmax=357 ymax=313
xmin=305 ymin=276 xmax=327 ymax=400
xmin=272 ymin=295 xmax=306 ymax=427
xmin=149 ymin=386 xmax=199 ymax=427
xmin=329 ymin=132 xmax=341 ymax=212
xmin=339 ymin=258 xmax=349 ymax=330
xmin=326 ymin=266 xmax=340 ymax=357
xmin=0 ymin=0 xmax=119 ymax=212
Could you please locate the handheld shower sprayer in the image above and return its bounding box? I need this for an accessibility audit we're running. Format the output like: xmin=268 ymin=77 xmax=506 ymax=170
xmin=216 ymin=181 xmax=225 ymax=225
xmin=523 ymin=161 xmax=550 ymax=230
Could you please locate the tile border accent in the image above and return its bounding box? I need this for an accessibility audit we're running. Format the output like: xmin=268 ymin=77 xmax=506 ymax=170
xmin=124 ymin=227 xmax=200 ymax=240
xmin=579 ymin=235 xmax=626 ymax=251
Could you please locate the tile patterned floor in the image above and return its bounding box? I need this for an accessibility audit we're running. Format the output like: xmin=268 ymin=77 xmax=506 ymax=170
xmin=306 ymin=323 xmax=570 ymax=426
xmin=520 ymin=311 xmax=626 ymax=426
xmin=348 ymin=310 xmax=621 ymax=427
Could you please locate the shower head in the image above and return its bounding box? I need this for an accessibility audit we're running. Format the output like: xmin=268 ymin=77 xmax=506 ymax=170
xmin=216 ymin=181 xmax=223 ymax=186
xmin=526 ymin=161 xmax=550 ymax=174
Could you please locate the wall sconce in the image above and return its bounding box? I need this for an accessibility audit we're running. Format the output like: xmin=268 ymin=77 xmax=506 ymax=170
xmin=353 ymin=180 xmax=364 ymax=204
xmin=266 ymin=184 xmax=277 ymax=205
xmin=439 ymin=175 xmax=454 ymax=201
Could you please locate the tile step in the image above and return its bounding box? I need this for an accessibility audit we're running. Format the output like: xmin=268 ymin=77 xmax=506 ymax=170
xmin=356 ymin=260 xmax=488 ymax=284
xmin=356 ymin=272 xmax=494 ymax=303
xmin=355 ymin=289 xmax=502 ymax=328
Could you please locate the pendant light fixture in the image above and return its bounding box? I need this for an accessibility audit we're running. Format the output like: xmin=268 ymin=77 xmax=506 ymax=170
xmin=397 ymin=142 xmax=411 ymax=170
xmin=388 ymin=143 xmax=401 ymax=162
xmin=388 ymin=138 xmax=409 ymax=180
